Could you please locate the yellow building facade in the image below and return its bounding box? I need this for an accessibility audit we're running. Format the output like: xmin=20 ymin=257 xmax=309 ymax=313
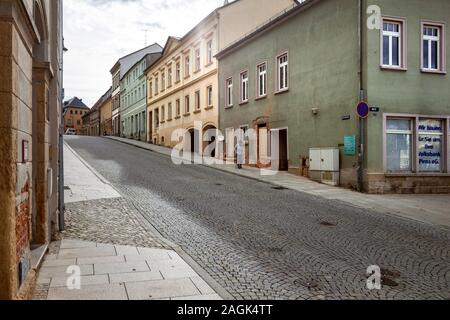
xmin=146 ymin=0 xmax=295 ymax=153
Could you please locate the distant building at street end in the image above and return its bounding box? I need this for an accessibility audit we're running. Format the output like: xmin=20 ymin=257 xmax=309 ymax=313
xmin=146 ymin=0 xmax=296 ymax=153
xmin=0 ymin=0 xmax=63 ymax=299
xmin=99 ymin=88 xmax=113 ymax=136
xmin=63 ymin=97 xmax=90 ymax=135
xmin=217 ymin=0 xmax=450 ymax=194
xmin=110 ymin=43 xmax=163 ymax=138
xmin=120 ymin=52 xmax=162 ymax=141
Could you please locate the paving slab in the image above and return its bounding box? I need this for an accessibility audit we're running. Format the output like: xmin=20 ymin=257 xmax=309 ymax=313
xmin=58 ymin=246 xmax=117 ymax=259
xmin=94 ymin=261 xmax=150 ymax=275
xmin=47 ymin=283 xmax=128 ymax=300
xmin=160 ymin=266 xmax=198 ymax=280
xmin=125 ymin=278 xmax=201 ymax=300
xmin=38 ymin=264 xmax=93 ymax=278
xmin=172 ymin=294 xmax=222 ymax=300
xmin=50 ymin=275 xmax=109 ymax=288
xmin=109 ymin=271 xmax=163 ymax=284
xmin=77 ymin=255 xmax=125 ymax=265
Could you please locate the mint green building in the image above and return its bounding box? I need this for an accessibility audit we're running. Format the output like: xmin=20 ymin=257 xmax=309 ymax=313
xmin=120 ymin=49 xmax=161 ymax=141
xmin=217 ymin=0 xmax=450 ymax=193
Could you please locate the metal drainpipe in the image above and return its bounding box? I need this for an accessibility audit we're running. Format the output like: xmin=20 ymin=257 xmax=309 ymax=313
xmin=58 ymin=0 xmax=65 ymax=231
xmin=357 ymin=0 xmax=365 ymax=193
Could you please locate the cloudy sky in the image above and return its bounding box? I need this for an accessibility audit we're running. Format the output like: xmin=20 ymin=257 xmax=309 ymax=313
xmin=64 ymin=0 xmax=227 ymax=107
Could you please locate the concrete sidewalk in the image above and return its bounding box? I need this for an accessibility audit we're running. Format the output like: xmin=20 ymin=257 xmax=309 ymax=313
xmin=107 ymin=136 xmax=450 ymax=229
xmin=38 ymin=239 xmax=221 ymax=300
xmin=34 ymin=140 xmax=223 ymax=300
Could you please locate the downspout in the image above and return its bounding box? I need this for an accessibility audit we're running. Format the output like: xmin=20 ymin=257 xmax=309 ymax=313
xmin=58 ymin=0 xmax=65 ymax=230
xmin=357 ymin=0 xmax=365 ymax=192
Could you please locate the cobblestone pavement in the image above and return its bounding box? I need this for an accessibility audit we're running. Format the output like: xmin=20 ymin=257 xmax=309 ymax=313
xmin=62 ymin=197 xmax=168 ymax=249
xmin=65 ymin=136 xmax=450 ymax=300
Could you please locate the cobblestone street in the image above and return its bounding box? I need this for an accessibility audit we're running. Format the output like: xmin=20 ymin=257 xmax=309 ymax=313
xmin=65 ymin=136 xmax=450 ymax=300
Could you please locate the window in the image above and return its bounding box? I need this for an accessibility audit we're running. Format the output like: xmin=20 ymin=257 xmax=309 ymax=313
xmin=155 ymin=75 xmax=159 ymax=93
xmin=195 ymin=90 xmax=201 ymax=110
xmin=385 ymin=116 xmax=449 ymax=173
xmin=184 ymin=53 xmax=190 ymax=77
xmin=257 ymin=63 xmax=267 ymax=97
xmin=155 ymin=109 xmax=159 ymax=128
xmin=184 ymin=95 xmax=190 ymax=114
xmin=240 ymin=71 xmax=249 ymax=103
xmin=175 ymin=61 xmax=181 ymax=82
xmin=161 ymin=71 xmax=166 ymax=91
xmin=381 ymin=18 xmax=405 ymax=68
xmin=226 ymin=78 xmax=233 ymax=107
xmin=176 ymin=99 xmax=181 ymax=117
xmin=206 ymin=40 xmax=213 ymax=65
xmin=168 ymin=102 xmax=173 ymax=120
xmin=149 ymin=80 xmax=153 ymax=98
xmin=195 ymin=48 xmax=201 ymax=72
xmin=277 ymin=53 xmax=289 ymax=91
xmin=161 ymin=105 xmax=165 ymax=122
xmin=422 ymin=23 xmax=445 ymax=72
xmin=207 ymin=85 xmax=213 ymax=107
xmin=168 ymin=65 xmax=173 ymax=86
xmin=386 ymin=119 xmax=412 ymax=172
xmin=418 ymin=119 xmax=444 ymax=172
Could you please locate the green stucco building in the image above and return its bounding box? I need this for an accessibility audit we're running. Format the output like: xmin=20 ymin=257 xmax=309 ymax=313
xmin=120 ymin=50 xmax=162 ymax=141
xmin=217 ymin=0 xmax=450 ymax=194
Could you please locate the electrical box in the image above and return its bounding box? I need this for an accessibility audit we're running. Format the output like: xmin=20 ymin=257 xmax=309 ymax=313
xmin=309 ymin=148 xmax=340 ymax=186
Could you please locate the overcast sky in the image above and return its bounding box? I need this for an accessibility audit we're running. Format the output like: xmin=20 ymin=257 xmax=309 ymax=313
xmin=63 ymin=0 xmax=227 ymax=107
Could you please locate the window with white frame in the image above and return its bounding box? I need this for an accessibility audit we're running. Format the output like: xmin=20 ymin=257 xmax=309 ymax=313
xmin=195 ymin=90 xmax=201 ymax=110
xmin=184 ymin=53 xmax=190 ymax=77
xmin=386 ymin=118 xmax=413 ymax=172
xmin=195 ymin=48 xmax=201 ymax=72
xmin=155 ymin=76 xmax=159 ymax=93
xmin=240 ymin=71 xmax=249 ymax=103
xmin=422 ymin=24 xmax=444 ymax=72
xmin=168 ymin=102 xmax=172 ymax=120
xmin=161 ymin=105 xmax=165 ymax=122
xmin=176 ymin=99 xmax=181 ymax=117
xmin=185 ymin=95 xmax=190 ymax=114
xmin=226 ymin=78 xmax=233 ymax=107
xmin=161 ymin=71 xmax=165 ymax=91
xmin=277 ymin=53 xmax=288 ymax=91
xmin=382 ymin=19 xmax=404 ymax=68
xmin=175 ymin=61 xmax=181 ymax=82
xmin=206 ymin=40 xmax=213 ymax=65
xmin=418 ymin=119 xmax=444 ymax=172
xmin=257 ymin=63 xmax=267 ymax=97
xmin=168 ymin=65 xmax=172 ymax=86
xmin=207 ymin=85 xmax=213 ymax=107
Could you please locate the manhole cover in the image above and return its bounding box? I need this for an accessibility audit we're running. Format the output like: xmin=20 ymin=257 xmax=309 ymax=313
xmin=272 ymin=186 xmax=288 ymax=190
xmin=319 ymin=221 xmax=336 ymax=227
xmin=381 ymin=276 xmax=399 ymax=287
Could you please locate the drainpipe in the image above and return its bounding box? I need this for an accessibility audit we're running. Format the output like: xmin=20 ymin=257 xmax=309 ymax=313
xmin=58 ymin=0 xmax=65 ymax=231
xmin=357 ymin=0 xmax=365 ymax=193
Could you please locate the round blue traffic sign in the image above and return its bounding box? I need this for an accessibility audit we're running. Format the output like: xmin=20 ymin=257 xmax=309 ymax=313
xmin=357 ymin=101 xmax=370 ymax=119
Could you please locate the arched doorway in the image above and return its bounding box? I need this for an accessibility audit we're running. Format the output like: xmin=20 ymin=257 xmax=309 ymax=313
xmin=203 ymin=124 xmax=218 ymax=158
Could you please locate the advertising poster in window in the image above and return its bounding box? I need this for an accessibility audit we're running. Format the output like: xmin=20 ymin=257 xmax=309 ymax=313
xmin=418 ymin=119 xmax=443 ymax=172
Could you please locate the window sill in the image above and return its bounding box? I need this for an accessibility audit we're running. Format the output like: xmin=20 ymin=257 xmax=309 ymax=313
xmin=255 ymin=95 xmax=267 ymax=101
xmin=184 ymin=75 xmax=190 ymax=80
xmin=421 ymin=69 xmax=447 ymax=75
xmin=175 ymin=116 xmax=181 ymax=120
xmin=205 ymin=106 xmax=214 ymax=111
xmin=225 ymin=105 xmax=234 ymax=109
xmin=239 ymin=101 xmax=249 ymax=106
xmin=275 ymin=88 xmax=289 ymax=95
xmin=175 ymin=80 xmax=181 ymax=85
xmin=380 ymin=66 xmax=407 ymax=72
xmin=385 ymin=172 xmax=450 ymax=177
xmin=194 ymin=69 xmax=201 ymax=74
xmin=167 ymin=118 xmax=173 ymax=122
xmin=193 ymin=109 xmax=201 ymax=114
xmin=204 ymin=62 xmax=213 ymax=68
xmin=160 ymin=121 xmax=165 ymax=124
xmin=183 ymin=113 xmax=191 ymax=117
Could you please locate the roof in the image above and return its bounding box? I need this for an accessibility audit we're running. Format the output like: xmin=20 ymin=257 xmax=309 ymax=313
xmin=63 ymin=97 xmax=89 ymax=109
xmin=91 ymin=87 xmax=113 ymax=112
xmin=109 ymin=43 xmax=163 ymax=77
xmin=216 ymin=0 xmax=314 ymax=59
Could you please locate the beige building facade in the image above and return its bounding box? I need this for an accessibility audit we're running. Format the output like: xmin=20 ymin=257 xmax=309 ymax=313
xmin=0 ymin=0 xmax=63 ymax=299
xmin=99 ymin=88 xmax=113 ymax=136
xmin=146 ymin=0 xmax=296 ymax=153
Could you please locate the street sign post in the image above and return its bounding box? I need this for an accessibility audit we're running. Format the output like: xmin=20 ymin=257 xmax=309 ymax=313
xmin=357 ymin=101 xmax=370 ymax=119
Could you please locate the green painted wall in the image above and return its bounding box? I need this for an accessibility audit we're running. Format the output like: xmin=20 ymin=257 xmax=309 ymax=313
xmin=120 ymin=58 xmax=148 ymax=141
xmin=219 ymin=0 xmax=360 ymax=179
xmin=363 ymin=0 xmax=450 ymax=173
